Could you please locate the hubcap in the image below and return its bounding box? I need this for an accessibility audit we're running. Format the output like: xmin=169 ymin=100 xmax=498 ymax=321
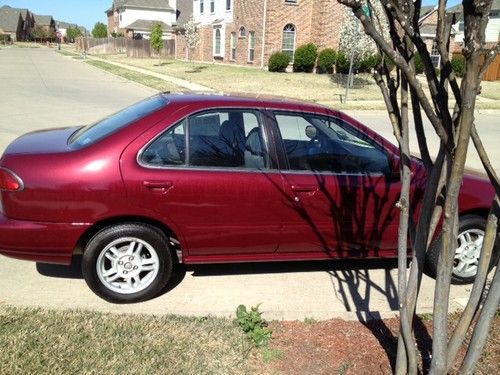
xmin=453 ymin=229 xmax=484 ymax=279
xmin=96 ymin=237 xmax=159 ymax=295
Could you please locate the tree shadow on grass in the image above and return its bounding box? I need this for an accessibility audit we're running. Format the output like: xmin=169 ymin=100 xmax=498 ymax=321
xmin=330 ymin=73 xmax=373 ymax=89
xmin=185 ymin=66 xmax=208 ymax=73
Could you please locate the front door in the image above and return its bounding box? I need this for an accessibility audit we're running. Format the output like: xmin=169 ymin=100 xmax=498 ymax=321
xmin=272 ymin=111 xmax=402 ymax=258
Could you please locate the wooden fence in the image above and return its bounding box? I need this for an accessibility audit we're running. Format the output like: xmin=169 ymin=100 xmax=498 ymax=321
xmin=452 ymin=51 xmax=500 ymax=81
xmin=76 ymin=37 xmax=175 ymax=59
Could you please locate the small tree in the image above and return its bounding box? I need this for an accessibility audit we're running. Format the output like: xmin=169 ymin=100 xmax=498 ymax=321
xmin=184 ymin=17 xmax=200 ymax=61
xmin=66 ymin=27 xmax=81 ymax=43
xmin=92 ymin=22 xmax=107 ymax=38
xmin=150 ymin=23 xmax=163 ymax=60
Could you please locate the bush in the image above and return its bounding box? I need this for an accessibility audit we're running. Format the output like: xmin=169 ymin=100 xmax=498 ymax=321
xmin=317 ymin=48 xmax=337 ymax=74
xmin=358 ymin=54 xmax=381 ymax=73
xmin=414 ymin=52 xmax=424 ymax=74
xmin=268 ymin=52 xmax=290 ymax=72
xmin=336 ymin=50 xmax=350 ymax=74
xmin=451 ymin=55 xmax=465 ymax=77
xmin=293 ymin=43 xmax=318 ymax=72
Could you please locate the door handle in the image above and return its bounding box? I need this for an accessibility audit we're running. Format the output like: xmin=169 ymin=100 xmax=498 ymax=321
xmin=143 ymin=180 xmax=173 ymax=190
xmin=291 ymin=184 xmax=317 ymax=193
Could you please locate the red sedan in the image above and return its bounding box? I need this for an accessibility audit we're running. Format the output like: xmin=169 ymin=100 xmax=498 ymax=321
xmin=0 ymin=93 xmax=496 ymax=302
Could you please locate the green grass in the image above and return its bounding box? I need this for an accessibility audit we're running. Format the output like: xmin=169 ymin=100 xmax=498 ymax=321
xmin=85 ymin=60 xmax=184 ymax=92
xmin=0 ymin=306 xmax=256 ymax=375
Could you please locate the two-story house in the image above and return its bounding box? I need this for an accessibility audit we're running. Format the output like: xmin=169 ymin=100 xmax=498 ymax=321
xmin=0 ymin=5 xmax=34 ymax=41
xmin=182 ymin=0 xmax=345 ymax=67
xmin=106 ymin=0 xmax=178 ymax=39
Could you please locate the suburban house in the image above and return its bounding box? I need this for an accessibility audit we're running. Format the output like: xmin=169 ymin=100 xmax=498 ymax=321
xmin=106 ymin=0 xmax=179 ymax=39
xmin=180 ymin=0 xmax=345 ymax=67
xmin=0 ymin=5 xmax=34 ymax=41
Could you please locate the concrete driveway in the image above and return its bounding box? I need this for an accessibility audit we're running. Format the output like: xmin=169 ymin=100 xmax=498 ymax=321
xmin=0 ymin=47 xmax=491 ymax=320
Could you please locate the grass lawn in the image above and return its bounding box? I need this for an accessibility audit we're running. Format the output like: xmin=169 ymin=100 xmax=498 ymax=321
xmin=85 ymin=60 xmax=184 ymax=92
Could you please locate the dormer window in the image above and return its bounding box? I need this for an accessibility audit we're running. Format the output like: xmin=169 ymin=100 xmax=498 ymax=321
xmin=239 ymin=26 xmax=246 ymax=38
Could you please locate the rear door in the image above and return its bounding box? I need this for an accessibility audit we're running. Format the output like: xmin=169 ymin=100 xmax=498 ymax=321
xmin=271 ymin=111 xmax=402 ymax=258
xmin=121 ymin=108 xmax=285 ymax=258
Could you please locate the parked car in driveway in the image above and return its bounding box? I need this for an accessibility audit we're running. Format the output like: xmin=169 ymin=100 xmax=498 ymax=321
xmin=0 ymin=93 xmax=497 ymax=303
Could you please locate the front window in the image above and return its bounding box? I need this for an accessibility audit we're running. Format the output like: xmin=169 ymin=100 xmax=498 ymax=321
xmin=70 ymin=95 xmax=168 ymax=148
xmin=231 ymin=32 xmax=237 ymax=60
xmin=248 ymin=31 xmax=255 ymax=62
xmin=282 ymin=24 xmax=296 ymax=61
xmin=430 ymin=41 xmax=441 ymax=68
xmin=141 ymin=110 xmax=268 ymax=170
xmin=214 ymin=27 xmax=221 ymax=55
xmin=274 ymin=112 xmax=390 ymax=174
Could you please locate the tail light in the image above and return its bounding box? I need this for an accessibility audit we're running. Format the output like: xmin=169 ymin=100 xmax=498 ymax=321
xmin=0 ymin=167 xmax=24 ymax=191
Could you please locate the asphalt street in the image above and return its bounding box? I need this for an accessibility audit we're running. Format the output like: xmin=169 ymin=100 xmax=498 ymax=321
xmin=0 ymin=47 xmax=494 ymax=320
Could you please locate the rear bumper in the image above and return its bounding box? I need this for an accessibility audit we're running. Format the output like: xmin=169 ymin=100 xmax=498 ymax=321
xmin=0 ymin=212 xmax=91 ymax=265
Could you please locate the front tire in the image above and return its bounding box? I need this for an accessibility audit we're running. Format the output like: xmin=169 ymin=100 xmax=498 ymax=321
xmin=82 ymin=223 xmax=172 ymax=303
xmin=425 ymin=215 xmax=498 ymax=284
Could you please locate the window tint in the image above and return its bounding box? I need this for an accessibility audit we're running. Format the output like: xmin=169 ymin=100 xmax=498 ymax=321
xmin=189 ymin=110 xmax=267 ymax=169
xmin=275 ymin=113 xmax=390 ymax=174
xmin=70 ymin=95 xmax=167 ymax=148
xmin=141 ymin=120 xmax=186 ymax=166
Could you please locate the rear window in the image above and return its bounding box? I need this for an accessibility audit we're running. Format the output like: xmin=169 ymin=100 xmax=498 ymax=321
xmin=69 ymin=95 xmax=168 ymax=148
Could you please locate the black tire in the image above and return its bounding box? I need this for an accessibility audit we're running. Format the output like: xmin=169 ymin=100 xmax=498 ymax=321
xmin=425 ymin=215 xmax=499 ymax=284
xmin=82 ymin=223 xmax=172 ymax=303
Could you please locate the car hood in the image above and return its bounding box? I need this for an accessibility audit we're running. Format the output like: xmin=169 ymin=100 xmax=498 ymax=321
xmin=2 ymin=126 xmax=81 ymax=156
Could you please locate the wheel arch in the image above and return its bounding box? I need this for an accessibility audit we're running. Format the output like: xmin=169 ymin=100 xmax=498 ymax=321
xmin=74 ymin=216 xmax=183 ymax=262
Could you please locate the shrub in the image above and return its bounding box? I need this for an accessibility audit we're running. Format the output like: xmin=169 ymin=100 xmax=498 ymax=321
xmin=414 ymin=52 xmax=424 ymax=74
xmin=236 ymin=304 xmax=272 ymax=348
xmin=336 ymin=50 xmax=350 ymax=74
xmin=451 ymin=55 xmax=465 ymax=77
xmin=268 ymin=52 xmax=290 ymax=72
xmin=358 ymin=54 xmax=381 ymax=73
xmin=293 ymin=43 xmax=318 ymax=72
xmin=317 ymin=48 xmax=337 ymax=74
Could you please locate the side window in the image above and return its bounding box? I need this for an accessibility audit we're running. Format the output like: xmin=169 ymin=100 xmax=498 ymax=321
xmin=188 ymin=110 xmax=268 ymax=169
xmin=275 ymin=113 xmax=390 ymax=174
xmin=141 ymin=120 xmax=186 ymax=166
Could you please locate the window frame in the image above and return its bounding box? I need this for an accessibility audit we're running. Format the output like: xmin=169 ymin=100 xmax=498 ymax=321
xmin=210 ymin=0 xmax=215 ymax=13
xmin=269 ymin=110 xmax=393 ymax=176
xmin=281 ymin=24 xmax=296 ymax=62
xmin=248 ymin=31 xmax=255 ymax=62
xmin=226 ymin=0 xmax=232 ymax=11
xmin=231 ymin=32 xmax=237 ymax=60
xmin=200 ymin=0 xmax=204 ymax=14
xmin=138 ymin=108 xmax=277 ymax=172
xmin=214 ymin=27 xmax=222 ymax=56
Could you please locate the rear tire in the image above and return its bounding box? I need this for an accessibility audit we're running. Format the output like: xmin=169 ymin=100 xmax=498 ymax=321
xmin=82 ymin=223 xmax=172 ymax=303
xmin=425 ymin=215 xmax=498 ymax=284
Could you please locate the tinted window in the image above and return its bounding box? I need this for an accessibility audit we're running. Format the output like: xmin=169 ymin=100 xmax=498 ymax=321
xmin=70 ymin=95 xmax=168 ymax=148
xmin=189 ymin=110 xmax=267 ymax=169
xmin=275 ymin=113 xmax=390 ymax=174
xmin=141 ymin=120 xmax=186 ymax=166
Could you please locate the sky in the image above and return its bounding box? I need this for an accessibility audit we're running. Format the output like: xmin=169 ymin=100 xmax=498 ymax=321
xmin=0 ymin=0 xmax=462 ymax=32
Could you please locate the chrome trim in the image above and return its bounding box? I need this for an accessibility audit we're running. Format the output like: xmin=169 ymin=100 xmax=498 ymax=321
xmin=0 ymin=167 xmax=25 ymax=191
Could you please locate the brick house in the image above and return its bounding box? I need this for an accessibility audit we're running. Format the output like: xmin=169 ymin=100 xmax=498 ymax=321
xmin=0 ymin=5 xmax=34 ymax=41
xmin=177 ymin=0 xmax=345 ymax=67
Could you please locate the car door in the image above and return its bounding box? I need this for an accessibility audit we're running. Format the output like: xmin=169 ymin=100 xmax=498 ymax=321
xmin=121 ymin=108 xmax=285 ymax=258
xmin=271 ymin=111 xmax=403 ymax=258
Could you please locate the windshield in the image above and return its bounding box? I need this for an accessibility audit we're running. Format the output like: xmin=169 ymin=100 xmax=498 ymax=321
xmin=69 ymin=95 xmax=168 ymax=148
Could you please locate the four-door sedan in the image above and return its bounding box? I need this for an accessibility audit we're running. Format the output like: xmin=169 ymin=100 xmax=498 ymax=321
xmin=0 ymin=93 xmax=497 ymax=303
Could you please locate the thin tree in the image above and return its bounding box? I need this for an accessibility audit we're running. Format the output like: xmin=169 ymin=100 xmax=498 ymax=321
xmin=337 ymin=0 xmax=499 ymax=374
xmin=184 ymin=17 xmax=200 ymax=62
xmin=150 ymin=22 xmax=164 ymax=62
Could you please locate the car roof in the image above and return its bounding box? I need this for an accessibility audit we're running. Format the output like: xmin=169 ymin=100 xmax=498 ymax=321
xmin=159 ymin=91 xmax=336 ymax=114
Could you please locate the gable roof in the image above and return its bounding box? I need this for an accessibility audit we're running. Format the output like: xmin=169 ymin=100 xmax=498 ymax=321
xmin=114 ymin=0 xmax=174 ymax=11
xmin=0 ymin=6 xmax=22 ymax=32
xmin=34 ymin=14 xmax=54 ymax=26
xmin=175 ymin=0 xmax=192 ymax=27
xmin=126 ymin=19 xmax=172 ymax=31
xmin=0 ymin=5 xmax=31 ymax=20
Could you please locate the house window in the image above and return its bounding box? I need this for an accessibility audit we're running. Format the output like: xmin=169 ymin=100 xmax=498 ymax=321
xmin=282 ymin=24 xmax=296 ymax=61
xmin=214 ymin=27 xmax=221 ymax=56
xmin=226 ymin=0 xmax=232 ymax=11
xmin=248 ymin=31 xmax=255 ymax=62
xmin=239 ymin=26 xmax=246 ymax=38
xmin=231 ymin=32 xmax=237 ymax=60
xmin=200 ymin=0 xmax=204 ymax=14
xmin=458 ymin=21 xmax=464 ymax=32
xmin=430 ymin=41 xmax=441 ymax=68
xmin=210 ymin=0 xmax=215 ymax=13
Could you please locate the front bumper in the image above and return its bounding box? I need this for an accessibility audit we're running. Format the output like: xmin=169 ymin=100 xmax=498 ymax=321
xmin=0 ymin=212 xmax=91 ymax=265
